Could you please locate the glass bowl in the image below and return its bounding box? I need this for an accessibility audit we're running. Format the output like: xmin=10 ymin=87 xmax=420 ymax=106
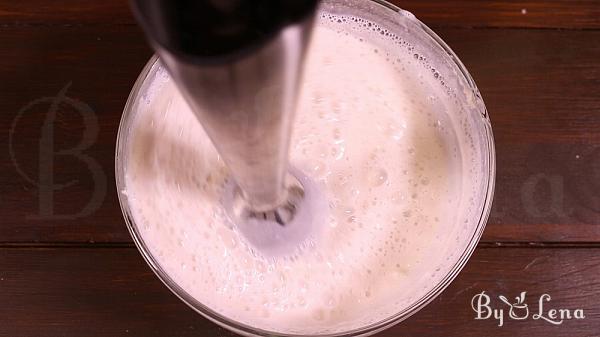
xmin=116 ymin=0 xmax=495 ymax=336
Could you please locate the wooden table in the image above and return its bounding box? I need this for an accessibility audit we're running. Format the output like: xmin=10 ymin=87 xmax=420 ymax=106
xmin=1 ymin=1 xmax=599 ymax=336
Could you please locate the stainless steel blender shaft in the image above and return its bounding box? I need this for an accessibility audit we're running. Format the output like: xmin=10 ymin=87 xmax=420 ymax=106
xmin=159 ymin=20 xmax=312 ymax=211
xmin=132 ymin=0 xmax=317 ymax=212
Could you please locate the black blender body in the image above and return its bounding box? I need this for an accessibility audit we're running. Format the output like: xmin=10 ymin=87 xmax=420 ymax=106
xmin=131 ymin=0 xmax=319 ymax=63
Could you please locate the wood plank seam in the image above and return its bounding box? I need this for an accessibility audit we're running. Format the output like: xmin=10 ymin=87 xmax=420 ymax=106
xmin=2 ymin=242 xmax=600 ymax=249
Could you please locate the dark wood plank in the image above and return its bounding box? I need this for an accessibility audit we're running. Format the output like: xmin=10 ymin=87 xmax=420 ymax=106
xmin=0 ymin=0 xmax=599 ymax=29
xmin=440 ymin=28 xmax=600 ymax=242
xmin=488 ymin=143 xmax=600 ymax=242
xmin=0 ymin=0 xmax=134 ymax=25
xmin=0 ymin=247 xmax=598 ymax=336
xmin=440 ymin=29 xmax=600 ymax=144
xmin=398 ymin=0 xmax=600 ymax=29
xmin=0 ymin=26 xmax=152 ymax=243
xmin=1 ymin=27 xmax=599 ymax=243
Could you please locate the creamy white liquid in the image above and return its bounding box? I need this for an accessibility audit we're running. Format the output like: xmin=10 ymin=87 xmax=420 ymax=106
xmin=123 ymin=11 xmax=486 ymax=335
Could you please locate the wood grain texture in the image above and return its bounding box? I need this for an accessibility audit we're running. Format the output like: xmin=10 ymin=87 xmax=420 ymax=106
xmin=0 ymin=1 xmax=598 ymax=336
xmin=1 ymin=26 xmax=599 ymax=243
xmin=1 ymin=0 xmax=599 ymax=29
xmin=0 ymin=247 xmax=598 ymax=336
xmin=0 ymin=26 xmax=151 ymax=243
xmin=398 ymin=0 xmax=600 ymax=29
xmin=0 ymin=1 xmax=134 ymax=25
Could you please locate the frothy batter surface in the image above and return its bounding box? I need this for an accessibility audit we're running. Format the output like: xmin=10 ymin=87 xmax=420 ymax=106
xmin=123 ymin=11 xmax=485 ymax=335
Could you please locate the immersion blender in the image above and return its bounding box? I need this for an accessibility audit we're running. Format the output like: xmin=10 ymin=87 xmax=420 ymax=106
xmin=131 ymin=1 xmax=319 ymax=237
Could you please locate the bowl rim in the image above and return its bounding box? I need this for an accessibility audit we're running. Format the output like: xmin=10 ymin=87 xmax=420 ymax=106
xmin=115 ymin=1 xmax=496 ymax=336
